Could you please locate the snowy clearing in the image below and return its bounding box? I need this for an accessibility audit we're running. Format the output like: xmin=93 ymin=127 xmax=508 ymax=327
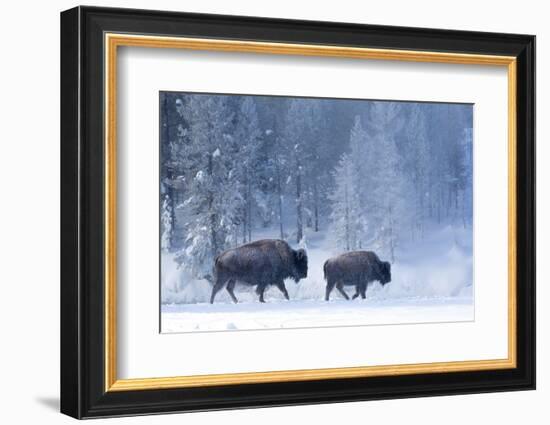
xmin=161 ymin=297 xmax=473 ymax=333
xmin=161 ymin=225 xmax=473 ymax=332
xmin=161 ymin=224 xmax=473 ymax=332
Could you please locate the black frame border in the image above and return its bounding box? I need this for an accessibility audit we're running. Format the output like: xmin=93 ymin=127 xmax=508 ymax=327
xmin=60 ymin=6 xmax=535 ymax=419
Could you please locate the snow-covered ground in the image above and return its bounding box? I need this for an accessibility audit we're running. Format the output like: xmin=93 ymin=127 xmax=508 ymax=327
xmin=161 ymin=224 xmax=473 ymax=332
xmin=162 ymin=297 xmax=473 ymax=332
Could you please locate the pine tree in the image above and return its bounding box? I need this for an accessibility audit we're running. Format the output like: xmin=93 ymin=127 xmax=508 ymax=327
xmin=255 ymin=97 xmax=291 ymax=239
xmin=328 ymin=152 xmax=366 ymax=251
xmin=233 ymin=97 xmax=262 ymax=242
xmin=403 ymin=105 xmax=430 ymax=239
xmin=283 ymin=99 xmax=312 ymax=243
xmin=160 ymin=93 xmax=188 ymax=250
xmin=348 ymin=115 xmax=371 ymax=220
xmin=366 ymin=102 xmax=404 ymax=262
xmin=173 ymin=95 xmax=239 ymax=279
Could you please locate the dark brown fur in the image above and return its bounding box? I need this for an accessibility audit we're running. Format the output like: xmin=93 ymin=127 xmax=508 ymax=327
xmin=211 ymin=239 xmax=308 ymax=303
xmin=323 ymin=251 xmax=391 ymax=301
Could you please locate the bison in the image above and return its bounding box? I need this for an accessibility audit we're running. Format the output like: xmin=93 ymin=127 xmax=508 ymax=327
xmin=323 ymin=251 xmax=391 ymax=301
xmin=210 ymin=239 xmax=308 ymax=304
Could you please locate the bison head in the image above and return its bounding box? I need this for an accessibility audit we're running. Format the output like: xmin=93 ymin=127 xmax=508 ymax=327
xmin=379 ymin=261 xmax=391 ymax=285
xmin=292 ymin=248 xmax=308 ymax=282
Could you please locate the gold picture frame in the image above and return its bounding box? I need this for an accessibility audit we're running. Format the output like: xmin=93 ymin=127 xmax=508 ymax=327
xmin=104 ymin=33 xmax=517 ymax=392
xmin=61 ymin=6 xmax=535 ymax=419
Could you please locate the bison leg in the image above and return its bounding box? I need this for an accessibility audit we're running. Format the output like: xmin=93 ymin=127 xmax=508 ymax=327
xmin=226 ymin=279 xmax=238 ymax=303
xmin=336 ymin=282 xmax=350 ymax=300
xmin=360 ymin=284 xmax=367 ymax=299
xmin=210 ymin=278 xmax=226 ymax=304
xmin=256 ymin=283 xmax=267 ymax=303
xmin=275 ymin=280 xmax=290 ymax=300
xmin=325 ymin=280 xmax=336 ymax=301
xmin=352 ymin=283 xmax=366 ymax=300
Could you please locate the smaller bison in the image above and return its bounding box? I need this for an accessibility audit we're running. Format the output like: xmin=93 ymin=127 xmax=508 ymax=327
xmin=211 ymin=239 xmax=308 ymax=304
xmin=323 ymin=251 xmax=391 ymax=301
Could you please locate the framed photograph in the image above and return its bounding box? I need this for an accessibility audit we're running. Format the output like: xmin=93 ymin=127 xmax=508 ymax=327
xmin=60 ymin=6 xmax=535 ymax=419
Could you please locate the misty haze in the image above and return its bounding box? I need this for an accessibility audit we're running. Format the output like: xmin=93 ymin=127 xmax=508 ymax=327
xmin=159 ymin=92 xmax=474 ymax=332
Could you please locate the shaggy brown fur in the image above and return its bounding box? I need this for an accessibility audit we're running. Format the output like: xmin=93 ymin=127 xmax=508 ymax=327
xmin=211 ymin=239 xmax=308 ymax=303
xmin=323 ymin=251 xmax=391 ymax=301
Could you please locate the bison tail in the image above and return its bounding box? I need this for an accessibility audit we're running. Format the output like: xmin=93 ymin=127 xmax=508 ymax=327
xmin=323 ymin=260 xmax=329 ymax=281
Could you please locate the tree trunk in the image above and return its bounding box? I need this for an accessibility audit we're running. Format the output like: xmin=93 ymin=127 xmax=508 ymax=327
xmin=247 ymin=178 xmax=252 ymax=242
xmin=388 ymin=206 xmax=395 ymax=263
xmin=242 ymin=201 xmax=247 ymax=244
xmin=313 ymin=179 xmax=319 ymax=232
xmin=242 ymin=172 xmax=248 ymax=243
xmin=276 ymin=160 xmax=284 ymax=240
xmin=345 ymin=180 xmax=350 ymax=251
xmin=296 ymin=159 xmax=303 ymax=244
xmin=207 ymin=154 xmax=218 ymax=259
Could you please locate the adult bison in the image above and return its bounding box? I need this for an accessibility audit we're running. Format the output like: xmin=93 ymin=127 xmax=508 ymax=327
xmin=210 ymin=239 xmax=308 ymax=304
xmin=323 ymin=251 xmax=391 ymax=301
